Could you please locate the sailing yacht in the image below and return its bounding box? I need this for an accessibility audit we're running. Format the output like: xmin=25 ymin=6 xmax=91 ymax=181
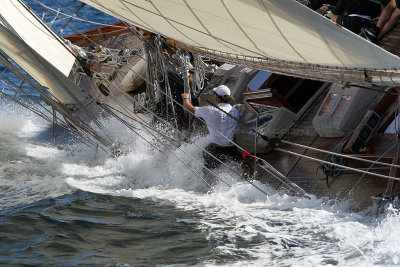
xmin=1 ymin=0 xmax=400 ymax=209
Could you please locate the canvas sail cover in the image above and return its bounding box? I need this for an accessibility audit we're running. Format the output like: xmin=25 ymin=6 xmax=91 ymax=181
xmin=81 ymin=0 xmax=400 ymax=85
xmin=0 ymin=0 xmax=75 ymax=76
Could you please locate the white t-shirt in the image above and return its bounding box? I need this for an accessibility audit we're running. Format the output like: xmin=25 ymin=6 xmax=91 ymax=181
xmin=194 ymin=103 xmax=239 ymax=147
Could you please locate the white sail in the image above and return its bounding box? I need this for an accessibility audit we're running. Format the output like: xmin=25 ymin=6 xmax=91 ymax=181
xmin=0 ymin=22 xmax=88 ymax=104
xmin=0 ymin=0 xmax=75 ymax=76
xmin=80 ymin=0 xmax=400 ymax=85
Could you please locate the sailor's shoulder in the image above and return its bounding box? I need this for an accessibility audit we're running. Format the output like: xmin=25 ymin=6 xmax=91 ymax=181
xmin=230 ymin=105 xmax=240 ymax=114
xmin=195 ymin=105 xmax=217 ymax=117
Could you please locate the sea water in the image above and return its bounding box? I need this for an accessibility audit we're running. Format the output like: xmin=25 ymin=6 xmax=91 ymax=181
xmin=1 ymin=0 xmax=400 ymax=266
xmin=1 ymin=99 xmax=400 ymax=266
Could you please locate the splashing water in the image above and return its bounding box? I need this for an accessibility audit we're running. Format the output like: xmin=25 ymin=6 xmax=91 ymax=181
xmin=1 ymin=100 xmax=400 ymax=266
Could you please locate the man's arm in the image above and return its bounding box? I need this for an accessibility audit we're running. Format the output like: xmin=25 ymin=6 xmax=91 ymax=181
xmin=181 ymin=93 xmax=195 ymax=113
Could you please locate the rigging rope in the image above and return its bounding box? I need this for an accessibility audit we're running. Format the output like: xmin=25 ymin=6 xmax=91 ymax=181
xmin=85 ymin=48 xmax=274 ymax=195
xmin=282 ymin=140 xmax=400 ymax=169
xmin=347 ymin=143 xmax=398 ymax=198
xmin=99 ymin=102 xmax=218 ymax=188
xmin=0 ymin=90 xmax=102 ymax=151
xmin=276 ymin=147 xmax=400 ymax=181
xmin=8 ymin=2 xmax=105 ymax=129
xmin=98 ymin=47 xmax=300 ymax=197
xmin=87 ymin=0 xmax=400 ymax=87
xmin=1 ymin=2 xmax=249 ymax=188
xmin=0 ymin=51 xmax=115 ymax=156
xmin=32 ymin=0 xmax=125 ymax=28
xmin=99 ymin=101 xmax=274 ymax=197
xmin=95 ymin=81 xmax=235 ymax=188
xmin=0 ymin=4 xmax=312 ymax=197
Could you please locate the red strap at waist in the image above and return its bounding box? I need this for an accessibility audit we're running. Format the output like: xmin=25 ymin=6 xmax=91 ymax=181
xmin=242 ymin=150 xmax=256 ymax=161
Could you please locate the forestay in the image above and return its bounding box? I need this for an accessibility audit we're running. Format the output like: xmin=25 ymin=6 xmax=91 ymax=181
xmin=80 ymin=0 xmax=400 ymax=86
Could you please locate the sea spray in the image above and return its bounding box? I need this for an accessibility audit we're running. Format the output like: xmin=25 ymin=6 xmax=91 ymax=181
xmin=2 ymin=99 xmax=400 ymax=265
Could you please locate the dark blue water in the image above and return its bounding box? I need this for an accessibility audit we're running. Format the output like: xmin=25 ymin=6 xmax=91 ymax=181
xmin=1 ymin=1 xmax=400 ymax=266
xmin=0 ymin=191 xmax=215 ymax=265
xmin=28 ymin=0 xmax=118 ymax=35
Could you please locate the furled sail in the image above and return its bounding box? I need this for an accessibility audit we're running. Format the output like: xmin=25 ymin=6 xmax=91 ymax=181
xmin=0 ymin=22 xmax=88 ymax=104
xmin=0 ymin=0 xmax=75 ymax=76
xmin=80 ymin=0 xmax=400 ymax=86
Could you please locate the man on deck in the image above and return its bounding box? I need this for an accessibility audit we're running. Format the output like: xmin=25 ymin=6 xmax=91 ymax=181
xmin=361 ymin=0 xmax=400 ymax=43
xmin=181 ymin=85 xmax=240 ymax=170
xmin=325 ymin=0 xmax=376 ymax=35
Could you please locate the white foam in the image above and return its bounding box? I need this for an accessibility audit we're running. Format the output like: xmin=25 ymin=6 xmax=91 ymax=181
xmin=0 ymin=100 xmax=48 ymax=137
xmin=2 ymin=99 xmax=400 ymax=265
xmin=62 ymin=122 xmax=400 ymax=266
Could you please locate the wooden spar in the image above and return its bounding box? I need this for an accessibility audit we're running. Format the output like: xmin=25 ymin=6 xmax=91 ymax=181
xmin=103 ymin=25 xmax=400 ymax=88
xmin=162 ymin=37 xmax=400 ymax=88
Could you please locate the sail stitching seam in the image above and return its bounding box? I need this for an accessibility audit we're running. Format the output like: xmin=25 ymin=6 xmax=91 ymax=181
xmin=119 ymin=0 xmax=159 ymax=34
xmin=220 ymin=0 xmax=270 ymax=58
xmin=182 ymin=0 xmax=239 ymax=53
xmin=147 ymin=0 xmax=203 ymax=47
xmin=86 ymin=0 xmax=273 ymax=59
xmin=257 ymin=0 xmax=308 ymax=63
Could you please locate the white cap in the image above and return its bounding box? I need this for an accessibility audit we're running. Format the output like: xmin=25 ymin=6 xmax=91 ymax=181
xmin=213 ymin=85 xmax=231 ymax=97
